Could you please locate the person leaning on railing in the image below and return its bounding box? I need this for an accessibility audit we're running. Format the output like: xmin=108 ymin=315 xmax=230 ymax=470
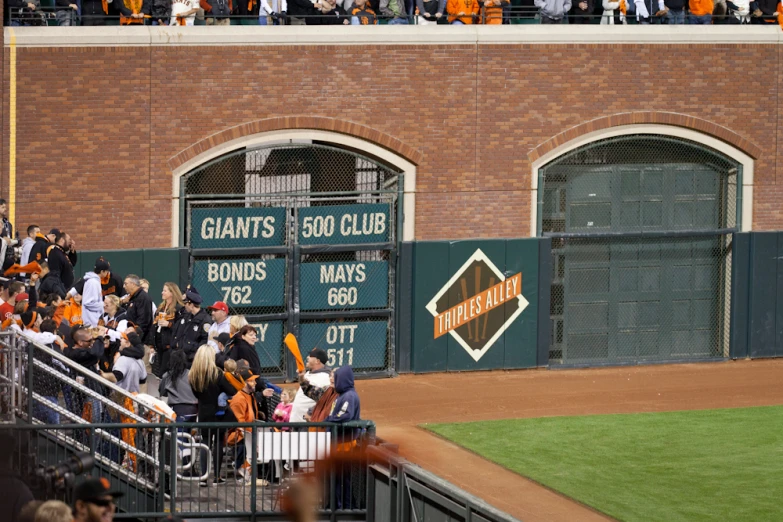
xmin=416 ymin=0 xmax=445 ymax=23
xmin=447 ymin=0 xmax=479 ymax=22
xmin=534 ymin=0 xmax=570 ymax=22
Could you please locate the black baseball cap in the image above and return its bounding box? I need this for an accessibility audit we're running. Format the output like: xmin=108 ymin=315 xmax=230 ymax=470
xmin=309 ymin=348 xmax=328 ymax=365
xmin=48 ymin=228 xmax=61 ymax=236
xmin=94 ymin=257 xmax=111 ymax=272
xmin=216 ymin=332 xmax=231 ymax=346
xmin=73 ymin=477 xmax=124 ymax=504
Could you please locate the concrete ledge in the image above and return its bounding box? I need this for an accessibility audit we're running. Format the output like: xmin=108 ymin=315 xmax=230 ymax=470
xmin=5 ymin=24 xmax=782 ymax=47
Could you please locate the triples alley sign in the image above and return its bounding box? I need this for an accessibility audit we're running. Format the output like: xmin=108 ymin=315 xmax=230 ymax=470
xmin=426 ymin=249 xmax=528 ymax=362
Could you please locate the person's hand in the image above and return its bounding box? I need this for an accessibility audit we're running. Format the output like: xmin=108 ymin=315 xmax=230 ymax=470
xmin=158 ymin=319 xmax=169 ymax=328
xmin=96 ymin=326 xmax=107 ymax=337
xmin=114 ymin=351 xmax=121 ymax=363
xmin=423 ymin=11 xmax=431 ymax=16
xmin=343 ymin=18 xmax=349 ymax=23
xmin=579 ymin=1 xmax=587 ymax=8
xmin=458 ymin=10 xmax=465 ymax=15
xmin=26 ymin=2 xmax=35 ymax=9
xmin=55 ymin=337 xmax=67 ymax=349
xmin=303 ymin=413 xmax=311 ymax=421
xmin=262 ymin=388 xmax=274 ymax=397
xmin=30 ymin=273 xmax=39 ymax=283
xmin=70 ymin=3 xmax=77 ymax=8
xmin=435 ymin=11 xmax=442 ymax=17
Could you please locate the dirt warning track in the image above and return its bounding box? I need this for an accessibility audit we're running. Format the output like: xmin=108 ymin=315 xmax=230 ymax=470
xmin=355 ymin=359 xmax=783 ymax=522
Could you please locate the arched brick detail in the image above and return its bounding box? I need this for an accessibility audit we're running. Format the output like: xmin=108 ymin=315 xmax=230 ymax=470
xmin=168 ymin=116 xmax=423 ymax=171
xmin=528 ymin=112 xmax=762 ymax=163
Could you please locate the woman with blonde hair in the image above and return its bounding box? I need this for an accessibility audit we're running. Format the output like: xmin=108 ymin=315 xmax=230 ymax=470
xmin=189 ymin=344 xmax=237 ymax=487
xmin=151 ymin=282 xmax=184 ymax=378
xmin=229 ymin=314 xmax=248 ymax=336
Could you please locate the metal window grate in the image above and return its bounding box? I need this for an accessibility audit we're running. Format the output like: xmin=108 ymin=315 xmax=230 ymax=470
xmin=540 ymin=135 xmax=740 ymax=366
xmin=183 ymin=143 xmax=401 ymax=378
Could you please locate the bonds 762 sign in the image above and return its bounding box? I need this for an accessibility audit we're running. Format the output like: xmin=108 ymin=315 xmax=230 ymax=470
xmin=190 ymin=207 xmax=287 ymax=249
xmin=298 ymin=203 xmax=389 ymax=245
xmin=300 ymin=261 xmax=388 ymax=310
xmin=192 ymin=258 xmax=286 ymax=308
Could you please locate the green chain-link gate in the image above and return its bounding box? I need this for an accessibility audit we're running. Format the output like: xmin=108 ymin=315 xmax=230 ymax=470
xmin=182 ymin=143 xmax=402 ymax=379
xmin=539 ymin=135 xmax=740 ymax=366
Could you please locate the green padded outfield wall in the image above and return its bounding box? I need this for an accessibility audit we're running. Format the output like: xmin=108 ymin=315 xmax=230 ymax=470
xmin=408 ymin=239 xmax=546 ymax=373
xmin=74 ymin=249 xmax=189 ymax=300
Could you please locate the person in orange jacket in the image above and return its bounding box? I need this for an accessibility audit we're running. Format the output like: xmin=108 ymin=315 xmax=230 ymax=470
xmin=481 ymin=0 xmax=508 ymax=23
xmin=229 ymin=371 xmax=269 ymax=486
xmin=688 ymin=0 xmax=712 ymax=21
xmin=63 ymin=294 xmax=83 ymax=327
xmin=447 ymin=0 xmax=479 ymax=22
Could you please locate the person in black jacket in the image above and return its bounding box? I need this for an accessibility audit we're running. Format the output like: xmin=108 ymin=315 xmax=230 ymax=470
xmin=28 ymin=230 xmax=51 ymax=265
xmin=314 ymin=0 xmax=350 ymax=22
xmin=102 ymin=270 xmax=124 ymax=298
xmin=173 ymin=287 xmax=211 ymax=366
xmin=47 ymin=233 xmax=76 ymax=291
xmin=287 ymin=0 xmax=318 ymax=23
xmin=37 ymin=261 xmax=67 ymax=301
xmin=570 ymin=0 xmax=593 ymax=21
xmin=216 ymin=324 xmax=263 ymax=375
xmin=151 ymin=282 xmax=184 ymax=378
xmin=188 ymin=344 xmax=237 ymax=486
xmin=122 ymin=274 xmax=154 ymax=346
xmin=80 ymin=0 xmax=108 ymax=24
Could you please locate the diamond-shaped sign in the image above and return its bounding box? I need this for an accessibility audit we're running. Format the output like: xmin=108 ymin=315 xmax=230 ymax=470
xmin=426 ymin=249 xmax=529 ymax=362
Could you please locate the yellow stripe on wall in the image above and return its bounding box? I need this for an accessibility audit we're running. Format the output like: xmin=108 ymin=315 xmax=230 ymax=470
xmin=8 ymin=28 xmax=17 ymax=228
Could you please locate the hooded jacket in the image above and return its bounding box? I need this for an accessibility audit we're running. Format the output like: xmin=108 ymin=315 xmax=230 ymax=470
xmin=81 ymin=272 xmax=104 ymax=328
xmin=325 ymin=366 xmax=360 ymax=424
xmin=20 ymin=237 xmax=35 ymax=266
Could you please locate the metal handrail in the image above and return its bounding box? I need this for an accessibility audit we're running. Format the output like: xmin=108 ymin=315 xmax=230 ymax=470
xmin=8 ymin=330 xmax=175 ymax=422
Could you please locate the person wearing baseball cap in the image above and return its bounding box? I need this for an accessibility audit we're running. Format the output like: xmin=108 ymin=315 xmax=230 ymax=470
xmin=228 ymin=369 xmax=269 ymax=486
xmin=72 ymin=477 xmax=123 ymax=522
xmin=206 ymin=301 xmax=231 ymax=354
xmin=289 ymin=346 xmax=332 ymax=423
xmin=78 ymin=257 xmax=111 ymax=328
xmin=174 ymin=285 xmax=212 ymax=365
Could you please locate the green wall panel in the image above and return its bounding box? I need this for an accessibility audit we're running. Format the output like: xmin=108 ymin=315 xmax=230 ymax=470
xmin=77 ymin=249 xmax=187 ymax=298
xmin=410 ymin=242 xmax=450 ymax=373
xmin=503 ymin=238 xmax=540 ymax=369
xmin=409 ymin=239 xmax=543 ymax=373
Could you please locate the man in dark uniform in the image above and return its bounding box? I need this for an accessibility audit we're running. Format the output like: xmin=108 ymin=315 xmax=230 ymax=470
xmin=173 ymin=286 xmax=211 ymax=366
xmin=123 ymin=273 xmax=154 ymax=345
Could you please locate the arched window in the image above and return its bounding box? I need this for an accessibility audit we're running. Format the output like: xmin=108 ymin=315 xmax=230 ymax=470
xmin=181 ymin=142 xmax=402 ymax=377
xmin=538 ymin=135 xmax=740 ymax=366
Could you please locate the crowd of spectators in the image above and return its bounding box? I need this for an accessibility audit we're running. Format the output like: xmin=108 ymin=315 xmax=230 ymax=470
xmin=1 ymin=205 xmax=364 ymax=521
xmin=5 ymin=0 xmax=781 ymax=26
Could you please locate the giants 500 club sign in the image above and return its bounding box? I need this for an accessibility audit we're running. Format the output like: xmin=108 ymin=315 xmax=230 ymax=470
xmin=426 ymin=249 xmax=528 ymax=362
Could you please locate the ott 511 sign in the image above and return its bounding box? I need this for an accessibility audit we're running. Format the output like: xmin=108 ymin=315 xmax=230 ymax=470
xmin=426 ymin=249 xmax=528 ymax=362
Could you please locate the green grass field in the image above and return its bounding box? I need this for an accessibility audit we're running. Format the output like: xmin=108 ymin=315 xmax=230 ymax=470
xmin=425 ymin=406 xmax=783 ymax=522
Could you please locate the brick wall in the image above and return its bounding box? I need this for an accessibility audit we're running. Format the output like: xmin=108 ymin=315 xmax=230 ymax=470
xmin=1 ymin=33 xmax=781 ymax=249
